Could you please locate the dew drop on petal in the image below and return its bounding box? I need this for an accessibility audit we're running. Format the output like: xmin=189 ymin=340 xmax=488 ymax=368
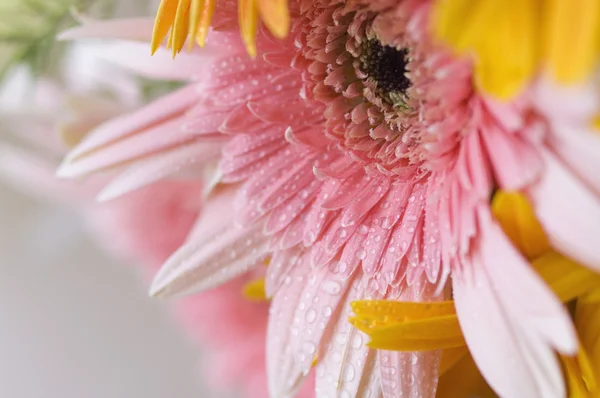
xmin=305 ymin=307 xmax=318 ymax=323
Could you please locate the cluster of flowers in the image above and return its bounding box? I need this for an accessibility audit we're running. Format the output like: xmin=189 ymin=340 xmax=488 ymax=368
xmin=2 ymin=0 xmax=600 ymax=397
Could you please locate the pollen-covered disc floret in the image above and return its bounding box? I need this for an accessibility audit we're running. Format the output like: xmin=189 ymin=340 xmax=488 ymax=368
xmin=299 ymin=0 xmax=473 ymax=175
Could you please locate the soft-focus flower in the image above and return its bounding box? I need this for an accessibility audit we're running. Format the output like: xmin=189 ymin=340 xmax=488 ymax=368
xmin=56 ymin=1 xmax=600 ymax=397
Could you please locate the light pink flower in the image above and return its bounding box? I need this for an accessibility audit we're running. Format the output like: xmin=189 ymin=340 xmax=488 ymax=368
xmin=57 ymin=2 xmax=600 ymax=397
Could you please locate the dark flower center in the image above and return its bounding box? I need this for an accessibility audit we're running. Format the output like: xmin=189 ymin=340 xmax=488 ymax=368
xmin=361 ymin=40 xmax=411 ymax=96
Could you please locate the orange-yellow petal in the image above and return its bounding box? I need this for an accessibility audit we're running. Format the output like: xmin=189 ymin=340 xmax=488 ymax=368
xmin=534 ymin=251 xmax=600 ymax=303
xmin=433 ymin=0 xmax=539 ymax=99
xmin=171 ymin=0 xmax=192 ymax=56
xmin=491 ymin=191 xmax=550 ymax=260
xmin=193 ymin=0 xmax=216 ymax=47
xmin=575 ymin=295 xmax=600 ymax=385
xmin=258 ymin=0 xmax=290 ymax=39
xmin=350 ymin=299 xmax=456 ymax=325
xmin=562 ymin=349 xmax=597 ymax=397
xmin=437 ymin=352 xmax=497 ymax=398
xmin=349 ymin=300 xmax=464 ymax=351
xmin=238 ymin=0 xmax=259 ymax=57
xmin=439 ymin=346 xmax=469 ymax=376
xmin=152 ymin=0 xmax=179 ymax=54
xmin=242 ymin=278 xmax=267 ymax=301
xmin=543 ymin=0 xmax=600 ymax=83
xmin=152 ymin=0 xmax=290 ymax=56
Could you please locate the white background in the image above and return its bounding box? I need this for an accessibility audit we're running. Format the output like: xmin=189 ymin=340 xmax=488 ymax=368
xmin=0 ymin=183 xmax=211 ymax=398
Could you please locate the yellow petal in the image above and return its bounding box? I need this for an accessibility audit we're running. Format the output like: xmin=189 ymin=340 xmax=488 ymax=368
xmin=562 ymin=349 xmax=597 ymax=397
xmin=172 ymin=0 xmax=192 ymax=56
xmin=152 ymin=0 xmax=179 ymax=54
xmin=242 ymin=278 xmax=267 ymax=301
xmin=350 ymin=300 xmax=464 ymax=351
xmin=543 ymin=0 xmax=600 ymax=83
xmin=534 ymin=251 xmax=600 ymax=303
xmin=193 ymin=0 xmax=216 ymax=47
xmin=433 ymin=0 xmax=540 ymax=100
xmin=492 ymin=191 xmax=550 ymax=260
xmin=439 ymin=346 xmax=469 ymax=376
xmin=152 ymin=0 xmax=290 ymax=57
xmin=188 ymin=0 xmax=203 ymax=47
xmin=576 ymin=297 xmax=600 ymax=382
xmin=238 ymin=0 xmax=259 ymax=57
xmin=593 ymin=116 xmax=600 ymax=131
xmin=437 ymin=353 xmax=496 ymax=398
xmin=258 ymin=0 xmax=289 ymax=39
xmin=351 ymin=300 xmax=456 ymax=325
xmin=583 ymin=289 xmax=600 ymax=303
xmin=360 ymin=315 xmax=465 ymax=351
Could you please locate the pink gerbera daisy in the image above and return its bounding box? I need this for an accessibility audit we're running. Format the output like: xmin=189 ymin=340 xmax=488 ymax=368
xmin=57 ymin=1 xmax=600 ymax=397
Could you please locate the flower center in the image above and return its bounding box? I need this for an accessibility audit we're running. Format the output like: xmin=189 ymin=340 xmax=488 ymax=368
xmin=298 ymin=1 xmax=473 ymax=176
xmin=360 ymin=40 xmax=411 ymax=105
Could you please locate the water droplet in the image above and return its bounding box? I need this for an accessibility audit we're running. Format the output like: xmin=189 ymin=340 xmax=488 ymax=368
xmin=352 ymin=333 xmax=363 ymax=349
xmin=305 ymin=308 xmax=317 ymax=323
xmin=355 ymin=249 xmax=366 ymax=260
xmin=303 ymin=342 xmax=316 ymax=355
xmin=411 ymin=353 xmax=419 ymax=365
xmin=321 ymin=280 xmax=342 ymax=295
xmin=344 ymin=364 xmax=356 ymax=382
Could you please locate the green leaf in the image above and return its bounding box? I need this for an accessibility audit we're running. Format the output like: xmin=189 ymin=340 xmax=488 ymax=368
xmin=0 ymin=0 xmax=100 ymax=80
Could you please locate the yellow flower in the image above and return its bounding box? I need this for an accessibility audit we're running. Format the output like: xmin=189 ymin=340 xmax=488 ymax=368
xmin=432 ymin=0 xmax=600 ymax=99
xmin=350 ymin=191 xmax=600 ymax=396
xmin=242 ymin=277 xmax=268 ymax=301
xmin=151 ymin=0 xmax=290 ymax=57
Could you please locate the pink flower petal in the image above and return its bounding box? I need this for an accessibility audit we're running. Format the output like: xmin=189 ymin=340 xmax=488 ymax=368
xmin=267 ymin=263 xmax=312 ymax=397
xmin=548 ymin=122 xmax=600 ymax=197
xmin=97 ymin=141 xmax=223 ymax=201
xmin=529 ymin=151 xmax=600 ymax=272
xmin=453 ymin=207 xmax=575 ymax=398
xmin=149 ymin=187 xmax=269 ymax=298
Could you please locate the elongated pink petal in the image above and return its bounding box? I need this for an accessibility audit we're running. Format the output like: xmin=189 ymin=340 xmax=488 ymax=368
xmin=267 ymin=263 xmax=312 ymax=398
xmin=453 ymin=207 xmax=575 ymax=398
xmin=548 ymin=122 xmax=600 ymax=196
xmin=289 ymin=267 xmax=352 ymax=375
xmin=314 ymin=276 xmax=383 ymax=398
xmin=61 ymin=85 xmax=203 ymax=163
xmin=529 ymin=151 xmax=600 ymax=272
xmin=149 ymin=187 xmax=269 ymax=298
xmin=97 ymin=141 xmax=224 ymax=201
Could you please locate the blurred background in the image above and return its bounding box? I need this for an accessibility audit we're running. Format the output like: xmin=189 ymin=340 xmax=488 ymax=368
xmin=0 ymin=0 xmax=218 ymax=397
xmin=0 ymin=182 xmax=208 ymax=398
